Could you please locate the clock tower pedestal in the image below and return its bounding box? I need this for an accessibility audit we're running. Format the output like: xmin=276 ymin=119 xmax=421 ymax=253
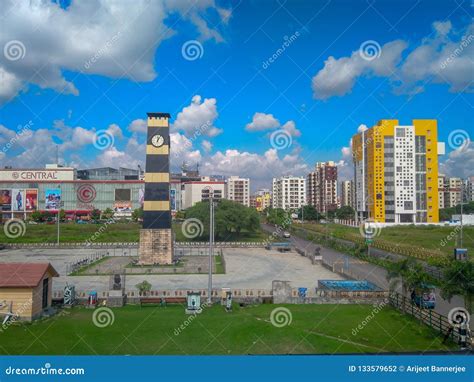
xmin=138 ymin=112 xmax=173 ymax=265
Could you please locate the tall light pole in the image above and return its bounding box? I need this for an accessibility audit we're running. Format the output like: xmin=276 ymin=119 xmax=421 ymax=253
xmin=206 ymin=186 xmax=214 ymax=304
xmin=57 ymin=185 xmax=62 ymax=245
xmin=460 ymin=180 xmax=464 ymax=248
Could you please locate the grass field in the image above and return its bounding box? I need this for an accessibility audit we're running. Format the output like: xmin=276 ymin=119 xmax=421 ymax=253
xmin=0 ymin=304 xmax=455 ymax=355
xmin=297 ymin=222 xmax=474 ymax=257
xmin=0 ymin=222 xmax=268 ymax=244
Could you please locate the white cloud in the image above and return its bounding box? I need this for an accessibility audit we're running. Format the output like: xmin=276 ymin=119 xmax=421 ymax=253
xmin=311 ymin=40 xmax=407 ymax=99
xmin=245 ymin=112 xmax=280 ymax=131
xmin=201 ymin=148 xmax=309 ymax=189
xmin=440 ymin=143 xmax=474 ymax=179
xmin=172 ymin=95 xmax=222 ymax=137
xmin=201 ymin=139 xmax=213 ymax=153
xmin=281 ymin=120 xmax=301 ymax=137
xmin=128 ymin=119 xmax=147 ymax=134
xmin=0 ymin=0 xmax=229 ymax=103
xmin=311 ymin=20 xmax=474 ymax=99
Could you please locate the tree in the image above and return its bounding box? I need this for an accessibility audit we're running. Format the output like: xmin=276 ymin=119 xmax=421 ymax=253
xmin=185 ymin=199 xmax=260 ymax=240
xmin=132 ymin=207 xmax=143 ymax=222
xmin=91 ymin=209 xmax=101 ymax=221
xmin=440 ymin=260 xmax=474 ymax=314
xmin=335 ymin=206 xmax=355 ymax=220
xmin=59 ymin=209 xmax=66 ymax=222
xmin=386 ymin=258 xmax=431 ymax=295
xmin=102 ymin=208 xmax=114 ymax=220
xmin=266 ymin=208 xmax=291 ymax=227
xmin=135 ymin=280 xmax=152 ymax=295
xmin=297 ymin=205 xmax=322 ymax=221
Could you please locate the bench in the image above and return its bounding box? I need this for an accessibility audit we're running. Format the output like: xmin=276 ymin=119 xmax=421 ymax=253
xmin=140 ymin=297 xmax=186 ymax=306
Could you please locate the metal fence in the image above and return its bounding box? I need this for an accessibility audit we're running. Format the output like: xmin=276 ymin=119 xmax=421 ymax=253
xmin=388 ymin=292 xmax=461 ymax=343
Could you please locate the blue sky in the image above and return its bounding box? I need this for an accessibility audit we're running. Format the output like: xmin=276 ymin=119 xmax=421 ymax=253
xmin=0 ymin=0 xmax=472 ymax=189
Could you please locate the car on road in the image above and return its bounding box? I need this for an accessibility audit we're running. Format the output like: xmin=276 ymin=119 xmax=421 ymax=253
xmin=283 ymin=231 xmax=291 ymax=238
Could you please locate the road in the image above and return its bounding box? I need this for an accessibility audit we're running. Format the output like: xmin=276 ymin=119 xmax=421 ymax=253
xmin=262 ymin=223 xmax=470 ymax=327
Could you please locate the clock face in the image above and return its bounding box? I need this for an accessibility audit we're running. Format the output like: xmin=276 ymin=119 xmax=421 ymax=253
xmin=151 ymin=134 xmax=165 ymax=148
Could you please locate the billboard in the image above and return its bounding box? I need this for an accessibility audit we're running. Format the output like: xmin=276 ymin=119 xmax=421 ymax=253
xmin=12 ymin=189 xmax=25 ymax=211
xmin=170 ymin=189 xmax=176 ymax=211
xmin=25 ymin=189 xmax=38 ymax=211
xmin=45 ymin=188 xmax=62 ymax=210
xmin=0 ymin=169 xmax=74 ymax=181
xmin=0 ymin=190 xmax=12 ymax=211
xmin=114 ymin=201 xmax=132 ymax=217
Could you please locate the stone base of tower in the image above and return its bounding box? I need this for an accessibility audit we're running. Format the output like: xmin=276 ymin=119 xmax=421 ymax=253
xmin=138 ymin=228 xmax=173 ymax=265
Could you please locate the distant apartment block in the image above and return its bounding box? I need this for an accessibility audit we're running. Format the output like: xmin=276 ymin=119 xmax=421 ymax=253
xmin=307 ymin=161 xmax=338 ymax=213
xmin=182 ymin=178 xmax=225 ymax=209
xmin=352 ymin=119 xmax=445 ymax=223
xmin=438 ymin=175 xmax=463 ymax=208
xmin=272 ymin=176 xmax=306 ymax=210
xmin=255 ymin=189 xmax=272 ymax=212
xmin=226 ymin=176 xmax=250 ymax=207
xmin=466 ymin=176 xmax=474 ymax=202
xmin=340 ymin=180 xmax=355 ymax=209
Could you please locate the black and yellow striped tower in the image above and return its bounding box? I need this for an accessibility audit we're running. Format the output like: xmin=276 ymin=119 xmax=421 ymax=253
xmin=138 ymin=112 xmax=173 ymax=265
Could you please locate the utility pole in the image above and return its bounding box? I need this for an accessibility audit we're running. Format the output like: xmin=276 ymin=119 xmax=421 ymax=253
xmin=460 ymin=181 xmax=464 ymax=248
xmin=208 ymin=188 xmax=214 ymax=304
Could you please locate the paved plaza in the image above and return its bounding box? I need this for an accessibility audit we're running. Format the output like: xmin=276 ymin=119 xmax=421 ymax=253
xmin=0 ymin=247 xmax=342 ymax=292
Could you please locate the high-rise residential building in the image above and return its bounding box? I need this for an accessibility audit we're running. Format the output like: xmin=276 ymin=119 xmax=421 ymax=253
xmin=182 ymin=179 xmax=225 ymax=209
xmin=226 ymin=176 xmax=250 ymax=207
xmin=438 ymin=174 xmax=446 ymax=209
xmin=272 ymin=176 xmax=306 ymax=210
xmin=465 ymin=176 xmax=474 ymax=202
xmin=445 ymin=177 xmax=462 ymax=208
xmin=352 ymin=119 xmax=445 ymax=223
xmin=249 ymin=195 xmax=257 ymax=209
xmin=340 ymin=180 xmax=355 ymax=209
xmin=307 ymin=161 xmax=338 ymax=213
xmin=255 ymin=189 xmax=272 ymax=212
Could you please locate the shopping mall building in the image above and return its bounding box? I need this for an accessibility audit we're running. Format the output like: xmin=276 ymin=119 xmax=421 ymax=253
xmin=0 ymin=164 xmax=226 ymax=221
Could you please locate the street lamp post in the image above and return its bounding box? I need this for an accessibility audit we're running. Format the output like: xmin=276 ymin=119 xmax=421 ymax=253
xmin=207 ymin=187 xmax=214 ymax=304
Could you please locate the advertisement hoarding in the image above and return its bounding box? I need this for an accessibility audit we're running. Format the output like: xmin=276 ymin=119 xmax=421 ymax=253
xmin=45 ymin=188 xmax=62 ymax=210
xmin=25 ymin=189 xmax=38 ymax=211
xmin=0 ymin=189 xmax=12 ymax=211
xmin=12 ymin=189 xmax=25 ymax=211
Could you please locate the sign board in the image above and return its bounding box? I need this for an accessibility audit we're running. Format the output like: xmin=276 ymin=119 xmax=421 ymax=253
xmin=0 ymin=169 xmax=74 ymax=181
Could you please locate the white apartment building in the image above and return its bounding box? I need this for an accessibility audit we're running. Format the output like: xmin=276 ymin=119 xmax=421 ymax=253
xmin=438 ymin=175 xmax=462 ymax=208
xmin=182 ymin=179 xmax=225 ymax=209
xmin=272 ymin=176 xmax=306 ymax=210
xmin=340 ymin=180 xmax=354 ymax=209
xmin=226 ymin=176 xmax=250 ymax=207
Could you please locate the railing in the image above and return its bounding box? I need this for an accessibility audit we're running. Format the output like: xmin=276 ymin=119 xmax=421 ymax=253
xmin=3 ymin=241 xmax=267 ymax=249
xmin=388 ymin=292 xmax=461 ymax=343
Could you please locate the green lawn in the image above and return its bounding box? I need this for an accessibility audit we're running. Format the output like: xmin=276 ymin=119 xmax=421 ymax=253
xmin=297 ymin=222 xmax=474 ymax=257
xmin=0 ymin=304 xmax=455 ymax=355
xmin=0 ymin=222 xmax=268 ymax=244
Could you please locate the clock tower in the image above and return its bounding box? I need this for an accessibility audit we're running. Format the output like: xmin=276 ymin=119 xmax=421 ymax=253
xmin=138 ymin=112 xmax=173 ymax=265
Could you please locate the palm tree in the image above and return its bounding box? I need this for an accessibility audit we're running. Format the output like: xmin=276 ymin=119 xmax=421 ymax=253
xmin=386 ymin=258 xmax=431 ymax=297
